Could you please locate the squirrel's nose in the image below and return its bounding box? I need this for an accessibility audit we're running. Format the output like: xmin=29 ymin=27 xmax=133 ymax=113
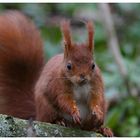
xmin=80 ymin=74 xmax=86 ymax=82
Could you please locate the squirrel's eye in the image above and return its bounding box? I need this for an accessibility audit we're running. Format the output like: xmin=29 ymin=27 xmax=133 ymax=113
xmin=67 ymin=63 xmax=72 ymax=70
xmin=91 ymin=63 xmax=95 ymax=70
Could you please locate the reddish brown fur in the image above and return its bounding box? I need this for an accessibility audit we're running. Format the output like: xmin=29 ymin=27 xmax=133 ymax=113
xmin=0 ymin=11 xmax=44 ymax=119
xmin=35 ymin=21 xmax=113 ymax=136
xmin=61 ymin=20 xmax=72 ymax=58
xmin=0 ymin=11 xmax=112 ymax=136
xmin=86 ymin=21 xmax=94 ymax=51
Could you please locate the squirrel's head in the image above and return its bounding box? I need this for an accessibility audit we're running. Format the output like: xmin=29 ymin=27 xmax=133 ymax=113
xmin=61 ymin=20 xmax=95 ymax=86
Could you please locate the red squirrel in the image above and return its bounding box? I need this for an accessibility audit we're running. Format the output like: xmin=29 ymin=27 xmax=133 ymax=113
xmin=0 ymin=10 xmax=113 ymax=137
xmin=35 ymin=21 xmax=113 ymax=136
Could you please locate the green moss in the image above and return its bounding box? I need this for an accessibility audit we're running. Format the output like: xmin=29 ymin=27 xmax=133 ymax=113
xmin=0 ymin=114 xmax=102 ymax=137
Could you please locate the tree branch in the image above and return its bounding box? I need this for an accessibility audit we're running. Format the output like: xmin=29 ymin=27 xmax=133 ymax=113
xmin=0 ymin=114 xmax=102 ymax=137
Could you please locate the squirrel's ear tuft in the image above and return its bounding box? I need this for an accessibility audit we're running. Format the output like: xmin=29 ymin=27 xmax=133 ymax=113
xmin=86 ymin=21 xmax=94 ymax=52
xmin=61 ymin=20 xmax=72 ymax=52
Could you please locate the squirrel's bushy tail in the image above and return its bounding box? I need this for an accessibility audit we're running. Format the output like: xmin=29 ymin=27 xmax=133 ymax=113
xmin=0 ymin=11 xmax=44 ymax=119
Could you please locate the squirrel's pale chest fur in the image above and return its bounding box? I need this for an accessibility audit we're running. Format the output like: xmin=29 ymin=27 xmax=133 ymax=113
xmin=73 ymin=84 xmax=91 ymax=120
xmin=63 ymin=84 xmax=91 ymax=122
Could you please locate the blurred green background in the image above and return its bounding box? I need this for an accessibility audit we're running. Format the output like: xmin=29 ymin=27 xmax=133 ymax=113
xmin=0 ymin=3 xmax=140 ymax=137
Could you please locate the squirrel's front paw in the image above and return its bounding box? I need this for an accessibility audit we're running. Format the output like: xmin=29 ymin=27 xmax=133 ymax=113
xmin=91 ymin=105 xmax=104 ymax=127
xmin=71 ymin=106 xmax=81 ymax=124
xmin=55 ymin=119 xmax=66 ymax=126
